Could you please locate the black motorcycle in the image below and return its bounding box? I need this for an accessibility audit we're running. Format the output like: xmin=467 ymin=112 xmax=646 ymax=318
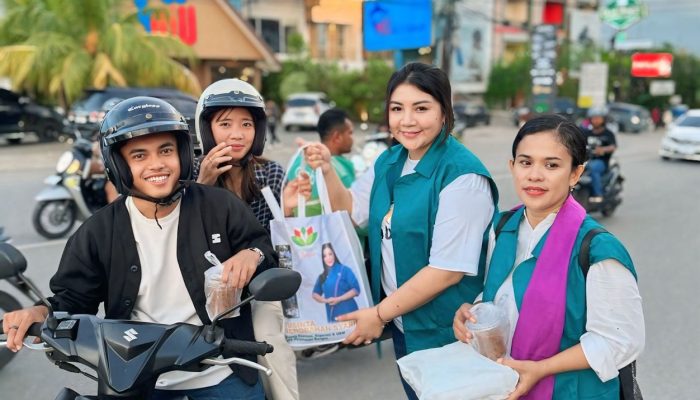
xmin=573 ymin=146 xmax=624 ymax=217
xmin=0 ymin=242 xmax=302 ymax=399
xmin=32 ymin=131 xmax=107 ymax=239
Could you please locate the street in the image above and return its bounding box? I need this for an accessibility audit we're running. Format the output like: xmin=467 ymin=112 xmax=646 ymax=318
xmin=0 ymin=116 xmax=698 ymax=399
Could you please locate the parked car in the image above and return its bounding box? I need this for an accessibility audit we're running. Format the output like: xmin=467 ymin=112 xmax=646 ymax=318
xmin=607 ymin=102 xmax=651 ymax=133
xmin=553 ymin=97 xmax=579 ymax=121
xmin=69 ymin=87 xmax=200 ymax=152
xmin=659 ymin=109 xmax=700 ymax=161
xmin=454 ymin=101 xmax=490 ymax=128
xmin=0 ymin=89 xmax=71 ymax=144
xmin=281 ymin=92 xmax=333 ymax=131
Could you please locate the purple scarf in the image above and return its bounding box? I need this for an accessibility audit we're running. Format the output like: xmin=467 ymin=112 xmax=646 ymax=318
xmin=510 ymin=195 xmax=586 ymax=399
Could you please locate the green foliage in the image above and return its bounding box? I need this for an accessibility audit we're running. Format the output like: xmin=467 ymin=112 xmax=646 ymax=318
xmin=485 ymin=51 xmax=531 ymax=108
xmin=262 ymin=55 xmax=394 ymax=123
xmin=0 ymin=0 xmax=199 ymax=106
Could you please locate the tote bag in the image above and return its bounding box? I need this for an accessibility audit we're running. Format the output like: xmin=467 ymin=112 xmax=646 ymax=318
xmin=262 ymin=147 xmax=372 ymax=349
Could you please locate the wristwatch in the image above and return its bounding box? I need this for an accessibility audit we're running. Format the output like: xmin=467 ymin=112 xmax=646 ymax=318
xmin=248 ymin=247 xmax=265 ymax=266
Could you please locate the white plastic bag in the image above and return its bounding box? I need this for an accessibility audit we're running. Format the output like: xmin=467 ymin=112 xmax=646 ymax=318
xmin=397 ymin=341 xmax=519 ymax=400
xmin=203 ymin=251 xmax=242 ymax=320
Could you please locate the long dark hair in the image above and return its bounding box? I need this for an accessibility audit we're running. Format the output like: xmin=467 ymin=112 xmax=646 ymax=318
xmin=512 ymin=114 xmax=588 ymax=169
xmin=208 ymin=107 xmax=268 ymax=204
xmin=319 ymin=243 xmax=342 ymax=286
xmin=384 ymin=62 xmax=454 ymax=143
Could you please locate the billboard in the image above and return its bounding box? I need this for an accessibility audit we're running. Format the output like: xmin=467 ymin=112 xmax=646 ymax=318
xmin=362 ymin=0 xmax=432 ymax=52
xmin=436 ymin=0 xmax=493 ymax=93
xmin=631 ymin=53 xmax=673 ymax=78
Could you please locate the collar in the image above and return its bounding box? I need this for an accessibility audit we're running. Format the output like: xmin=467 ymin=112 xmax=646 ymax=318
xmin=385 ymin=135 xmax=453 ymax=179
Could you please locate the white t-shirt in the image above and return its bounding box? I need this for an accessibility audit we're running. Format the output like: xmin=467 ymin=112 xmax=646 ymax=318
xmin=351 ymin=158 xmax=494 ymax=331
xmin=481 ymin=211 xmax=645 ymax=382
xmin=126 ymin=197 xmax=232 ymax=390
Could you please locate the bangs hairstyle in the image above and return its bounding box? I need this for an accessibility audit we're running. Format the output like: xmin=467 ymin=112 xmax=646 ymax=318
xmin=512 ymin=114 xmax=588 ymax=168
xmin=384 ymin=62 xmax=454 ymax=143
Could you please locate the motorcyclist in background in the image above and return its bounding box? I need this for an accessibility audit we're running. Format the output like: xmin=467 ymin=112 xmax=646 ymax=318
xmin=584 ymin=107 xmax=617 ymax=204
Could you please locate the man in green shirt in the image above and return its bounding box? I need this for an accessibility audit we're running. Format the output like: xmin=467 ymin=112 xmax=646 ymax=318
xmin=288 ymin=108 xmax=355 ymax=216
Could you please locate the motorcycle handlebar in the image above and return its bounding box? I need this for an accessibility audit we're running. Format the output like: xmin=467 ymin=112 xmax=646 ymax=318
xmin=0 ymin=320 xmax=42 ymax=337
xmin=222 ymin=338 xmax=273 ymax=357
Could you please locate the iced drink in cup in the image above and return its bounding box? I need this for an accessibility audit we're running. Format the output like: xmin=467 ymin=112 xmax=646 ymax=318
xmin=204 ymin=251 xmax=242 ymax=319
xmin=465 ymin=302 xmax=509 ymax=361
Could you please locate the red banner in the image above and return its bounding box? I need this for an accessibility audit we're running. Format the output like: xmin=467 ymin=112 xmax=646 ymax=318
xmin=631 ymin=53 xmax=673 ymax=78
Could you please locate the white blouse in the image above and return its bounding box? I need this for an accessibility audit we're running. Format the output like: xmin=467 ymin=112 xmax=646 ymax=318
xmin=481 ymin=212 xmax=645 ymax=382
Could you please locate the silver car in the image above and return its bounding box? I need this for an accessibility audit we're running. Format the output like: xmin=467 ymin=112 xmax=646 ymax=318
xmin=659 ymin=110 xmax=700 ymax=161
xmin=281 ymin=92 xmax=333 ymax=131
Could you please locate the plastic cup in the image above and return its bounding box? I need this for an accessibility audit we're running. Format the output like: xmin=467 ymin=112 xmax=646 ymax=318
xmin=465 ymin=302 xmax=508 ymax=361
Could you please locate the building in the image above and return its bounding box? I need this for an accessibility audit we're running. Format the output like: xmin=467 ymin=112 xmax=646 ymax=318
xmin=233 ymin=0 xmax=365 ymax=70
xmin=132 ymin=0 xmax=281 ymax=90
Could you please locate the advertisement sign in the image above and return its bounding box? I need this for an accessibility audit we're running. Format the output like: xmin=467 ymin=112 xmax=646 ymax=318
xmin=578 ymin=63 xmax=608 ymax=108
xmin=600 ymin=0 xmax=648 ymax=31
xmin=446 ymin=0 xmax=493 ymax=94
xmin=530 ymin=25 xmax=558 ymax=113
xmin=362 ymin=0 xmax=432 ymax=52
xmin=649 ymin=80 xmax=675 ymax=96
xmin=631 ymin=52 xmax=673 ymax=78
xmin=134 ymin=0 xmax=197 ymax=45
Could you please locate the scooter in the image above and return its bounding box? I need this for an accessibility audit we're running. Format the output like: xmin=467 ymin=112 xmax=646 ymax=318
xmin=32 ymin=130 xmax=107 ymax=239
xmin=0 ymin=242 xmax=302 ymax=399
xmin=0 ymin=242 xmax=45 ymax=370
xmin=572 ymin=146 xmax=624 ymax=217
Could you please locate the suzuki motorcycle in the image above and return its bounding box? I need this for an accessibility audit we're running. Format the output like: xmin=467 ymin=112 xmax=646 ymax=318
xmin=573 ymin=146 xmax=624 ymax=217
xmin=32 ymin=131 xmax=107 ymax=239
xmin=0 ymin=242 xmax=302 ymax=399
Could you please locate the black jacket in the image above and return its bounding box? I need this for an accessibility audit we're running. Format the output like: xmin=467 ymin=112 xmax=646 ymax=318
xmin=48 ymin=183 xmax=277 ymax=385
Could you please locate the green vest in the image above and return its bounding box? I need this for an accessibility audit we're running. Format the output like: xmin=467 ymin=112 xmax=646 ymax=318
xmin=368 ymin=136 xmax=498 ymax=354
xmin=484 ymin=208 xmax=637 ymax=400
xmin=289 ymin=154 xmax=355 ymax=216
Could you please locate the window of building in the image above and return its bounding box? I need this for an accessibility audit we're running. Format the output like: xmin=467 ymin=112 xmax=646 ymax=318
xmin=316 ymin=23 xmax=327 ymax=59
xmin=261 ymin=19 xmax=281 ymax=53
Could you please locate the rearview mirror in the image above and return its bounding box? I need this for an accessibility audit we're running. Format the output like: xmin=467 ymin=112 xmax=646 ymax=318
xmin=249 ymin=268 xmax=301 ymax=301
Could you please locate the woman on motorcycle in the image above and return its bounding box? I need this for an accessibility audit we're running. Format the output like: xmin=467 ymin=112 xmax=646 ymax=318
xmin=194 ymin=78 xmax=308 ymax=400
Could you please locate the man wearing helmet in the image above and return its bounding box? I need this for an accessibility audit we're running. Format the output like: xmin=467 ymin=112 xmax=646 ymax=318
xmin=585 ymin=107 xmax=617 ymax=203
xmin=3 ymin=96 xmax=275 ymax=399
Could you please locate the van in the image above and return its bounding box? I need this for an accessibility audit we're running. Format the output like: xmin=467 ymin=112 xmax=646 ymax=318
xmin=281 ymin=92 xmax=333 ymax=131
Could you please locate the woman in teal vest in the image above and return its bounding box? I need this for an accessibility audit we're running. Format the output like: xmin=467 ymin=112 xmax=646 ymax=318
xmin=301 ymin=62 xmax=498 ymax=399
xmin=453 ymin=115 xmax=644 ymax=400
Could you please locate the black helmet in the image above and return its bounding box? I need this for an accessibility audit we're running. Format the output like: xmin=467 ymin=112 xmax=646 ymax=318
xmin=195 ymin=79 xmax=266 ymax=163
xmin=100 ymin=96 xmax=193 ymax=201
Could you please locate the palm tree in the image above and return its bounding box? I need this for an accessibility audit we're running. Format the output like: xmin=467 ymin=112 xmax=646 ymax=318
xmin=0 ymin=0 xmax=200 ymax=106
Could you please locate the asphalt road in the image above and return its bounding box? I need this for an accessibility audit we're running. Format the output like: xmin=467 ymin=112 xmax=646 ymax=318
xmin=0 ymin=118 xmax=698 ymax=399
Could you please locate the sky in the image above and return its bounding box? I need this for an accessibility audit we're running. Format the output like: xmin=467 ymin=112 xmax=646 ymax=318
xmin=601 ymin=0 xmax=700 ymax=55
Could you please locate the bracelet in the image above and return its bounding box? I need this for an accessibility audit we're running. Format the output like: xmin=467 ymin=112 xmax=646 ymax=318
xmin=375 ymin=304 xmax=391 ymax=325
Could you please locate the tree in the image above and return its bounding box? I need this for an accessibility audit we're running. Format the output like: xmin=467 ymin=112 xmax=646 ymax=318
xmin=485 ymin=51 xmax=531 ymax=108
xmin=0 ymin=0 xmax=199 ymax=106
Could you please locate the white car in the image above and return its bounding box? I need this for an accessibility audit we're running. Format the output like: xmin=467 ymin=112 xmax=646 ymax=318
xmin=281 ymin=92 xmax=333 ymax=131
xmin=659 ymin=109 xmax=700 ymax=161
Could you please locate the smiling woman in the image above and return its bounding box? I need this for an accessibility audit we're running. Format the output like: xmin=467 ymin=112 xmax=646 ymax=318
xmin=454 ymin=115 xmax=645 ymax=400
xmin=297 ymin=62 xmax=499 ymax=399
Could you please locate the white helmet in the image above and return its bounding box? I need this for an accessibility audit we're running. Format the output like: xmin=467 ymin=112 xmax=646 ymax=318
xmin=195 ymin=79 xmax=267 ymax=160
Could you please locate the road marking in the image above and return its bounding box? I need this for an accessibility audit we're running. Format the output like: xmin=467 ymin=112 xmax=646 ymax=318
xmin=15 ymin=240 xmax=66 ymax=251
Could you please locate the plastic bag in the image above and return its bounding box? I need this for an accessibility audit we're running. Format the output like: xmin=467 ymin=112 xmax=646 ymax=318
xmin=397 ymin=341 xmax=519 ymax=400
xmin=204 ymin=251 xmax=242 ymax=320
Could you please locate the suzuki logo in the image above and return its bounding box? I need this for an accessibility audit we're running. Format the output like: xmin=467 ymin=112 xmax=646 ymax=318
xmin=123 ymin=328 xmax=138 ymax=342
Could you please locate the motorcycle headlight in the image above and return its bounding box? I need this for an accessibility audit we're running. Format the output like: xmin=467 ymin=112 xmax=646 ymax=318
xmin=56 ymin=151 xmax=74 ymax=173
